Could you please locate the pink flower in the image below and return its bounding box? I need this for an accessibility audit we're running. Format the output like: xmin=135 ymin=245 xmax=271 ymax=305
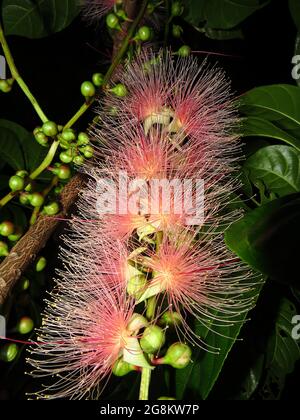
xmin=27 ymin=284 xmax=144 ymax=399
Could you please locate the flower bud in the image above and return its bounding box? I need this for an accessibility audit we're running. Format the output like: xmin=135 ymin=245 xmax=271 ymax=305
xmin=17 ymin=316 xmax=34 ymax=335
xmin=36 ymin=256 xmax=47 ymax=272
xmin=0 ymin=241 xmax=9 ymax=257
xmin=140 ymin=325 xmax=165 ymax=354
xmin=110 ymin=83 xmax=128 ymax=97
xmin=159 ymin=311 xmax=182 ymax=327
xmin=112 ymin=358 xmax=136 ymax=377
xmin=127 ymin=275 xmax=147 ymax=299
xmin=0 ymin=343 xmax=18 ymax=362
xmin=155 ymin=342 xmax=192 ymax=369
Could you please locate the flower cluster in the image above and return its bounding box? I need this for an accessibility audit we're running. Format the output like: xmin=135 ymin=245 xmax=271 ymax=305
xmin=27 ymin=50 xmax=258 ymax=399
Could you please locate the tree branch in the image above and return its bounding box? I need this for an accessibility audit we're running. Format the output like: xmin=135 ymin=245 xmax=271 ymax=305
xmin=0 ymin=0 xmax=147 ymax=306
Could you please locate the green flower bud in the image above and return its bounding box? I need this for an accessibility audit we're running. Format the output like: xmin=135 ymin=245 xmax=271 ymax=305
xmin=0 ymin=241 xmax=9 ymax=257
xmin=0 ymin=343 xmax=18 ymax=362
xmin=177 ymin=45 xmax=191 ymax=57
xmin=28 ymin=193 xmax=44 ymax=208
xmin=159 ymin=311 xmax=182 ymax=327
xmin=92 ymin=73 xmax=104 ymax=87
xmin=112 ymin=358 xmax=136 ymax=377
xmin=127 ymin=275 xmax=147 ymax=299
xmin=34 ymin=131 xmax=49 ymax=147
xmin=171 ymin=1 xmax=183 ymax=16
xmin=156 ymin=342 xmax=192 ymax=369
xmin=16 ymin=170 xmax=28 ymax=179
xmin=81 ymin=81 xmax=96 ymax=98
xmin=0 ymin=221 xmax=15 ymax=237
xmin=9 ymin=175 xmax=24 ymax=192
xmin=106 ymin=13 xmax=121 ymax=30
xmin=54 ymin=184 xmax=64 ymax=195
xmin=17 ymin=316 xmax=34 ymax=335
xmin=73 ymin=155 xmax=85 ymax=166
xmin=0 ymin=80 xmax=12 ymax=93
xmin=140 ymin=325 xmax=165 ymax=354
xmin=42 ymin=121 xmax=58 ymax=137
xmin=61 ymin=128 xmax=77 ymax=142
xmin=19 ymin=192 xmax=30 ymax=205
xmin=137 ymin=26 xmax=152 ymax=41
xmin=172 ymin=24 xmax=183 ymax=38
xmin=20 ymin=277 xmax=30 ymax=291
xmin=43 ymin=201 xmax=60 ymax=216
xmin=110 ymin=83 xmax=128 ymax=97
xmin=59 ymin=150 xmax=73 ymax=164
xmin=8 ymin=226 xmax=23 ymax=242
xmin=82 ymin=145 xmax=94 ymax=159
xmin=77 ymin=132 xmax=90 ymax=146
xmin=36 ymin=256 xmax=47 ymax=272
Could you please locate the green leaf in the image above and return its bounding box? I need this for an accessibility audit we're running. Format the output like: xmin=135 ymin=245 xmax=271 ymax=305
xmin=258 ymin=298 xmax=300 ymax=399
xmin=0 ymin=126 xmax=25 ymax=170
xmin=2 ymin=0 xmax=80 ymax=39
xmin=184 ymin=0 xmax=270 ymax=30
xmin=176 ymin=282 xmax=264 ymax=400
xmin=289 ymin=0 xmax=300 ymax=30
xmin=240 ymin=84 xmax=300 ymax=140
xmin=243 ymin=145 xmax=300 ymax=198
xmin=242 ymin=117 xmax=300 ymax=151
xmin=225 ymin=194 xmax=300 ymax=281
xmin=0 ymin=120 xmax=50 ymax=175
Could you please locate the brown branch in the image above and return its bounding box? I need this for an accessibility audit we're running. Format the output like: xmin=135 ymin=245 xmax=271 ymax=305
xmin=0 ymin=0 xmax=144 ymax=307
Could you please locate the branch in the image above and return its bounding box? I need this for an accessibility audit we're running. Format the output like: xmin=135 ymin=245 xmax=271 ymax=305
xmin=0 ymin=0 xmax=148 ymax=306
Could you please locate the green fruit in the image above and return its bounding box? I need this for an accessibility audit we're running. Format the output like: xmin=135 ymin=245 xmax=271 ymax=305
xmin=110 ymin=83 xmax=128 ymax=97
xmin=92 ymin=73 xmax=104 ymax=87
xmin=73 ymin=155 xmax=85 ymax=166
xmin=36 ymin=256 xmax=47 ymax=272
xmin=42 ymin=121 xmax=58 ymax=137
xmin=172 ymin=24 xmax=183 ymax=38
xmin=35 ymin=131 xmax=49 ymax=147
xmin=0 ymin=344 xmax=18 ymax=362
xmin=0 ymin=221 xmax=14 ymax=237
xmin=29 ymin=193 xmax=44 ymax=207
xmin=81 ymin=81 xmax=96 ymax=98
xmin=61 ymin=128 xmax=76 ymax=142
xmin=17 ymin=317 xmax=34 ymax=335
xmin=106 ymin=13 xmax=120 ymax=30
xmin=77 ymin=132 xmax=90 ymax=146
xmin=20 ymin=277 xmax=30 ymax=291
xmin=171 ymin=1 xmax=183 ymax=16
xmin=137 ymin=26 xmax=152 ymax=41
xmin=140 ymin=325 xmax=165 ymax=354
xmin=0 ymin=241 xmax=9 ymax=257
xmin=82 ymin=145 xmax=94 ymax=159
xmin=9 ymin=175 xmax=24 ymax=192
xmin=43 ymin=201 xmax=60 ymax=216
xmin=0 ymin=80 xmax=12 ymax=93
xmin=59 ymin=151 xmax=73 ymax=164
xmin=177 ymin=45 xmax=191 ymax=57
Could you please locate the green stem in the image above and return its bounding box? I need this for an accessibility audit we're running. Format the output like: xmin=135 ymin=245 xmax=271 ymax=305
xmin=64 ymin=0 xmax=149 ymax=129
xmin=0 ymin=24 xmax=48 ymax=123
xmin=139 ymin=365 xmax=152 ymax=400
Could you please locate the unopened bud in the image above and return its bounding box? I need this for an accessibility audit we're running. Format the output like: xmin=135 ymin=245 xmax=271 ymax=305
xmin=140 ymin=325 xmax=165 ymax=354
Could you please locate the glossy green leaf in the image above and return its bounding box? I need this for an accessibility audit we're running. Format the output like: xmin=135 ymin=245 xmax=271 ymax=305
xmin=240 ymin=84 xmax=300 ymax=139
xmin=2 ymin=0 xmax=80 ymax=39
xmin=225 ymin=194 xmax=300 ymax=281
xmin=0 ymin=120 xmax=50 ymax=175
xmin=0 ymin=127 xmax=25 ymax=170
xmin=184 ymin=0 xmax=270 ymax=30
xmin=242 ymin=117 xmax=300 ymax=151
xmin=243 ymin=145 xmax=300 ymax=198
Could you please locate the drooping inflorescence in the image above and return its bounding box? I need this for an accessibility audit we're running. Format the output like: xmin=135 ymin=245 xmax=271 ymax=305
xmin=27 ymin=49 xmax=259 ymax=399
